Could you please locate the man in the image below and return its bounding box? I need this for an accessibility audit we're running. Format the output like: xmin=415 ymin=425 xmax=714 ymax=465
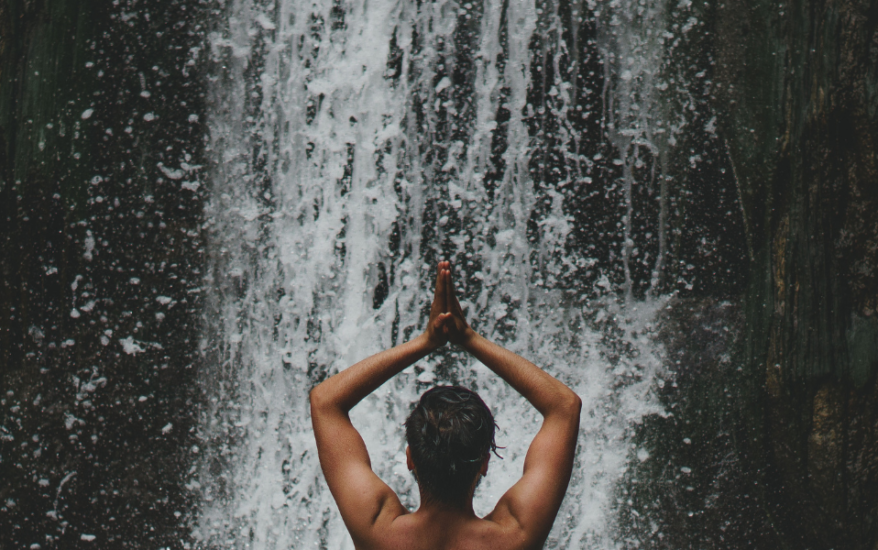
xmin=310 ymin=261 xmax=582 ymax=550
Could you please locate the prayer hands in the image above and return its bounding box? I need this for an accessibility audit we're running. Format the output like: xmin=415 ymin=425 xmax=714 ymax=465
xmin=424 ymin=261 xmax=453 ymax=349
xmin=440 ymin=264 xmax=473 ymax=346
xmin=424 ymin=261 xmax=474 ymax=349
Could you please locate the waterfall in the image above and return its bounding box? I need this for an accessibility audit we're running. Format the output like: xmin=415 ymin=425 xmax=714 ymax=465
xmin=195 ymin=0 xmax=677 ymax=546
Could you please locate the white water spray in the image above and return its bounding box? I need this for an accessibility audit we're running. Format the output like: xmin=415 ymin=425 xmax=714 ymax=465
xmin=195 ymin=0 xmax=674 ymax=547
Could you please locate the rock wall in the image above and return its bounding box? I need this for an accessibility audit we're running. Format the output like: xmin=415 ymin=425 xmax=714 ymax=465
xmin=721 ymin=0 xmax=878 ymax=545
xmin=622 ymin=0 xmax=878 ymax=547
xmin=0 ymin=0 xmax=206 ymax=547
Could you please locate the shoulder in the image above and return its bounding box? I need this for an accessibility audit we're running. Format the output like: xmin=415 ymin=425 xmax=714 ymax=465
xmin=480 ymin=505 xmax=539 ymax=550
xmin=359 ymin=512 xmax=425 ymax=550
xmin=346 ymin=490 xmax=409 ymax=549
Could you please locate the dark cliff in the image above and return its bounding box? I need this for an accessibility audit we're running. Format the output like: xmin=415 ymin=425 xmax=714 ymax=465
xmin=622 ymin=0 xmax=878 ymax=547
xmin=0 ymin=0 xmax=207 ymax=547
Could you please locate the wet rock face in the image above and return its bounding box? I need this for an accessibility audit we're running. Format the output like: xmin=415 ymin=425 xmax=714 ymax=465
xmin=625 ymin=0 xmax=878 ymax=547
xmin=621 ymin=0 xmax=878 ymax=547
xmin=0 ymin=0 xmax=207 ymax=547
xmin=716 ymin=0 xmax=878 ymax=545
xmin=715 ymin=0 xmax=878 ymax=378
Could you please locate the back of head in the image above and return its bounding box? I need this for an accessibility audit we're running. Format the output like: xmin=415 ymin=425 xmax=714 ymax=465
xmin=405 ymin=386 xmax=497 ymax=506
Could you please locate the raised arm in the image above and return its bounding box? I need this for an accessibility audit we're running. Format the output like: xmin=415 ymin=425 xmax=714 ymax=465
xmin=310 ymin=262 xmax=452 ymax=543
xmin=440 ymin=266 xmax=581 ymax=545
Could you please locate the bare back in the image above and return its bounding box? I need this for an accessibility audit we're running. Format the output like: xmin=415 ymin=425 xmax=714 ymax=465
xmin=362 ymin=506 xmax=530 ymax=550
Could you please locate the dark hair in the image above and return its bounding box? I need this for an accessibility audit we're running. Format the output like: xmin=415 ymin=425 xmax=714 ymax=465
xmin=405 ymin=386 xmax=499 ymax=505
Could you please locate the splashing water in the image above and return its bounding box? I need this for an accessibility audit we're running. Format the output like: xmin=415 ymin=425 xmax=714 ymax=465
xmin=195 ymin=0 xmax=677 ymax=547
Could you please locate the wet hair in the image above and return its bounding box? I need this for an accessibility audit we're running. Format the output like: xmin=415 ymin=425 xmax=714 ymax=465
xmin=405 ymin=386 xmax=499 ymax=505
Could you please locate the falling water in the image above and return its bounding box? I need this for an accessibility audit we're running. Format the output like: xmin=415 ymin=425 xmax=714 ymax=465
xmin=194 ymin=0 xmax=683 ymax=546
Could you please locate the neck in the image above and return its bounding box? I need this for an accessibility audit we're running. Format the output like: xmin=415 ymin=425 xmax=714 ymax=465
xmin=416 ymin=490 xmax=476 ymax=518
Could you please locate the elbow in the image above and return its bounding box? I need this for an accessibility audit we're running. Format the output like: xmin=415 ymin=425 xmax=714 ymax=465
xmin=309 ymin=384 xmax=328 ymax=414
xmin=572 ymin=391 xmax=582 ymax=411
xmin=560 ymin=389 xmax=582 ymax=416
xmin=309 ymin=382 xmax=348 ymax=416
xmin=564 ymin=392 xmax=582 ymax=429
xmin=543 ymin=389 xmax=581 ymax=425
